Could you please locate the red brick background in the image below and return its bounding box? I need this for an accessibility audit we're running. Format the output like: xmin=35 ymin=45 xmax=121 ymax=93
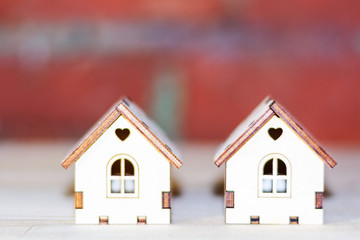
xmin=0 ymin=1 xmax=359 ymax=142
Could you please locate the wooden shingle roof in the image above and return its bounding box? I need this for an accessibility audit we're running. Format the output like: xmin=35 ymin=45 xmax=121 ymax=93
xmin=214 ymin=97 xmax=337 ymax=169
xmin=61 ymin=98 xmax=183 ymax=169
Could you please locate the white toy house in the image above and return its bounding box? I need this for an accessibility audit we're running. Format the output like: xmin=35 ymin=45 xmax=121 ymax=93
xmin=62 ymin=98 xmax=183 ymax=224
xmin=214 ymin=97 xmax=337 ymax=225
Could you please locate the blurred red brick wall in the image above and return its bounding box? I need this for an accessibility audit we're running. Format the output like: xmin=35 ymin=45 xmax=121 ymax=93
xmin=0 ymin=0 xmax=359 ymax=142
xmin=1 ymin=0 xmax=360 ymax=24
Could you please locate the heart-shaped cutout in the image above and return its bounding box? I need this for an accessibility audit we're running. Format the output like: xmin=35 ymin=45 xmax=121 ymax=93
xmin=115 ymin=128 xmax=130 ymax=141
xmin=268 ymin=128 xmax=283 ymax=140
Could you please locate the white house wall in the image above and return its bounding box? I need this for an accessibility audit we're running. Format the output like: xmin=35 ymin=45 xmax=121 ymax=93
xmin=226 ymin=115 xmax=324 ymax=224
xmin=75 ymin=115 xmax=171 ymax=224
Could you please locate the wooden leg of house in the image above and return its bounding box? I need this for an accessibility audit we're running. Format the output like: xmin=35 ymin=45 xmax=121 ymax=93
xmin=289 ymin=216 xmax=299 ymax=224
xmin=250 ymin=216 xmax=260 ymax=224
xmin=99 ymin=216 xmax=109 ymax=224
xmin=137 ymin=216 xmax=147 ymax=224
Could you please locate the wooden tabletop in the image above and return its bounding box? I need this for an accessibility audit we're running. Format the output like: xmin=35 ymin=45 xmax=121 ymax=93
xmin=0 ymin=141 xmax=359 ymax=240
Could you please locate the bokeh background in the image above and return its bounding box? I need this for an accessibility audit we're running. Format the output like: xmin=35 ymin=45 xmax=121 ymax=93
xmin=0 ymin=0 xmax=360 ymax=144
xmin=0 ymin=3 xmax=360 ymax=238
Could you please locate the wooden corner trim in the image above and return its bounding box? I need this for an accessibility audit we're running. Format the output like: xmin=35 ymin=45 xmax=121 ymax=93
xmin=61 ymin=109 xmax=121 ymax=169
xmin=271 ymin=103 xmax=337 ymax=169
xmin=118 ymin=104 xmax=183 ymax=169
xmin=225 ymin=191 xmax=234 ymax=208
xmin=214 ymin=109 xmax=275 ymax=167
xmin=75 ymin=192 xmax=83 ymax=209
xmin=162 ymin=192 xmax=171 ymax=209
xmin=315 ymin=192 xmax=323 ymax=209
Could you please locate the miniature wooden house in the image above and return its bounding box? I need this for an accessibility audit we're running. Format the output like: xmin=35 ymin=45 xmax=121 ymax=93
xmin=61 ymin=98 xmax=183 ymax=224
xmin=214 ymin=97 xmax=337 ymax=225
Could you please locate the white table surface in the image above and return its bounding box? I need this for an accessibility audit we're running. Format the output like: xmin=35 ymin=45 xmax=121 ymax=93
xmin=0 ymin=141 xmax=359 ymax=240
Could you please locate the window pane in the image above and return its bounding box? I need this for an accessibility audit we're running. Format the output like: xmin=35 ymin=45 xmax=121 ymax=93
xmin=277 ymin=159 xmax=287 ymax=175
xmin=111 ymin=160 xmax=121 ymax=176
xmin=111 ymin=180 xmax=121 ymax=193
xmin=263 ymin=159 xmax=273 ymax=175
xmin=125 ymin=159 xmax=134 ymax=176
xmin=262 ymin=179 xmax=273 ymax=193
xmin=277 ymin=179 xmax=287 ymax=193
xmin=124 ymin=180 xmax=135 ymax=193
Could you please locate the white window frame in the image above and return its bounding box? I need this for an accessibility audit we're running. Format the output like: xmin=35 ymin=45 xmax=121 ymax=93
xmin=107 ymin=154 xmax=139 ymax=198
xmin=258 ymin=153 xmax=291 ymax=198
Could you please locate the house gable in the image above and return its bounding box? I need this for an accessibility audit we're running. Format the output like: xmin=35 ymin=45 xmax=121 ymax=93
xmin=226 ymin=114 xmax=326 ymax=172
xmin=214 ymin=97 xmax=336 ymax=169
xmin=61 ymin=98 xmax=183 ymax=170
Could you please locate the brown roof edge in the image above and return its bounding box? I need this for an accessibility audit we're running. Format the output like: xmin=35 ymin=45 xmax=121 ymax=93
xmin=117 ymin=103 xmax=183 ymax=169
xmin=214 ymin=109 xmax=275 ymax=167
xmin=61 ymin=108 xmax=121 ymax=169
xmin=270 ymin=102 xmax=337 ymax=169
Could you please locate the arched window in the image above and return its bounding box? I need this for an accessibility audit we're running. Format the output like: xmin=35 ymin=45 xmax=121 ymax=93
xmin=107 ymin=155 xmax=138 ymax=197
xmin=258 ymin=154 xmax=291 ymax=197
